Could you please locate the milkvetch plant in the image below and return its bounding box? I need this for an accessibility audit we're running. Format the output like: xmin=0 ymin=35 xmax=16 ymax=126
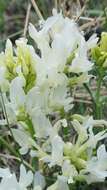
xmin=0 ymin=9 xmax=107 ymax=190
xmin=91 ymin=32 xmax=107 ymax=119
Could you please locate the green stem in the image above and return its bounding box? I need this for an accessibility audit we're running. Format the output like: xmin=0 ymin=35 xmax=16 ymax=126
xmin=83 ymin=83 xmax=96 ymax=105
xmin=0 ymin=89 xmax=33 ymax=170
xmin=83 ymin=83 xmax=96 ymax=116
xmin=95 ymin=76 xmax=102 ymax=119
xmin=0 ymin=89 xmax=15 ymax=139
xmin=0 ymin=136 xmax=18 ymax=156
xmin=0 ymin=137 xmax=34 ymax=172
xmin=84 ymin=73 xmax=103 ymax=119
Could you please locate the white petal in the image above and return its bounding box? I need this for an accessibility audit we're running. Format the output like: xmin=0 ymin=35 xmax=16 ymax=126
xmin=34 ymin=171 xmax=46 ymax=189
xmin=49 ymin=135 xmax=64 ymax=167
xmin=19 ymin=164 xmax=33 ymax=187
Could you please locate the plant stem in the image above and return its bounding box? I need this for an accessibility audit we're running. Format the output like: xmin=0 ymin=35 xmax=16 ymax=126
xmin=95 ymin=75 xmax=102 ymax=119
xmin=23 ymin=3 xmax=31 ymax=38
xmin=0 ymin=89 xmax=32 ymax=169
xmin=84 ymin=73 xmax=103 ymax=119
xmin=83 ymin=83 xmax=96 ymax=115
xmin=0 ymin=136 xmax=18 ymax=156
xmin=0 ymin=137 xmax=34 ymax=172
xmin=30 ymin=0 xmax=44 ymax=20
xmin=83 ymin=83 xmax=95 ymax=104
xmin=0 ymin=89 xmax=15 ymax=140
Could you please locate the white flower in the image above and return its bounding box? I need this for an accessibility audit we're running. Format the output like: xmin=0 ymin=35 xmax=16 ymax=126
xmin=31 ymin=108 xmax=53 ymax=138
xmin=69 ymin=54 xmax=93 ymax=73
xmin=87 ymin=128 xmax=107 ymax=150
xmin=34 ymin=171 xmax=46 ymax=189
xmin=33 ymin=186 xmax=42 ymax=190
xmin=0 ymin=76 xmax=26 ymax=125
xmin=12 ymin=123 xmax=33 ymax=154
xmin=26 ymin=86 xmax=50 ymax=114
xmin=0 ymin=168 xmax=11 ymax=179
xmin=29 ymin=23 xmax=50 ymax=58
xmin=0 ymin=165 xmax=33 ymax=190
xmin=0 ymin=8 xmax=102 ymax=189
xmin=47 ymin=176 xmax=69 ymax=190
xmin=0 ymin=92 xmax=17 ymax=125
xmin=0 ymin=66 xmax=9 ymax=92
xmin=87 ymin=34 xmax=99 ymax=50
xmin=80 ymin=144 xmax=107 ymax=184
xmin=10 ymin=76 xmax=26 ymax=110
xmin=71 ymin=118 xmax=89 ymax=146
xmin=50 ymin=135 xmax=64 ymax=167
xmin=5 ymin=39 xmax=13 ymax=59
xmin=69 ymin=36 xmax=94 ymax=73
xmin=32 ymin=43 xmax=67 ymax=88
xmin=39 ymin=9 xmax=64 ymax=37
xmin=26 ymin=82 xmax=73 ymax=115
xmin=62 ymin=160 xmax=78 ymax=184
xmin=19 ymin=165 xmax=33 ymax=188
xmin=25 ymin=87 xmax=39 ymax=112
xmin=43 ymin=135 xmax=64 ymax=167
xmin=49 ymin=84 xmax=73 ymax=112
xmin=72 ymin=116 xmax=107 ymax=150
xmin=29 ymin=9 xmax=94 ymax=80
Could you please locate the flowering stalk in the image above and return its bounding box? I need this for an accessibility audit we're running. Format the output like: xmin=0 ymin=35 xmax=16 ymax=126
xmin=0 ymin=8 xmax=107 ymax=190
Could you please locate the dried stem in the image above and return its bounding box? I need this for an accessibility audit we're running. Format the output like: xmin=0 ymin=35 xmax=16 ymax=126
xmin=30 ymin=0 xmax=44 ymax=20
xmin=55 ymin=0 xmax=58 ymax=10
xmin=23 ymin=3 xmax=31 ymax=37
xmin=80 ymin=20 xmax=96 ymax=30
xmin=0 ymin=153 xmax=34 ymax=172
xmin=75 ymin=0 xmax=89 ymax=21
xmin=74 ymin=99 xmax=92 ymax=104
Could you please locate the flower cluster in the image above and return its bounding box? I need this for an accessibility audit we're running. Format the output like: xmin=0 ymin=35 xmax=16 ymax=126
xmin=92 ymin=32 xmax=107 ymax=68
xmin=0 ymin=9 xmax=107 ymax=190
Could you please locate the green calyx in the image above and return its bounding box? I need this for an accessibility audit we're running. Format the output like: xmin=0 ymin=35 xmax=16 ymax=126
xmin=64 ymin=143 xmax=87 ymax=170
xmin=3 ymin=39 xmax=36 ymax=93
xmin=91 ymin=32 xmax=107 ymax=68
